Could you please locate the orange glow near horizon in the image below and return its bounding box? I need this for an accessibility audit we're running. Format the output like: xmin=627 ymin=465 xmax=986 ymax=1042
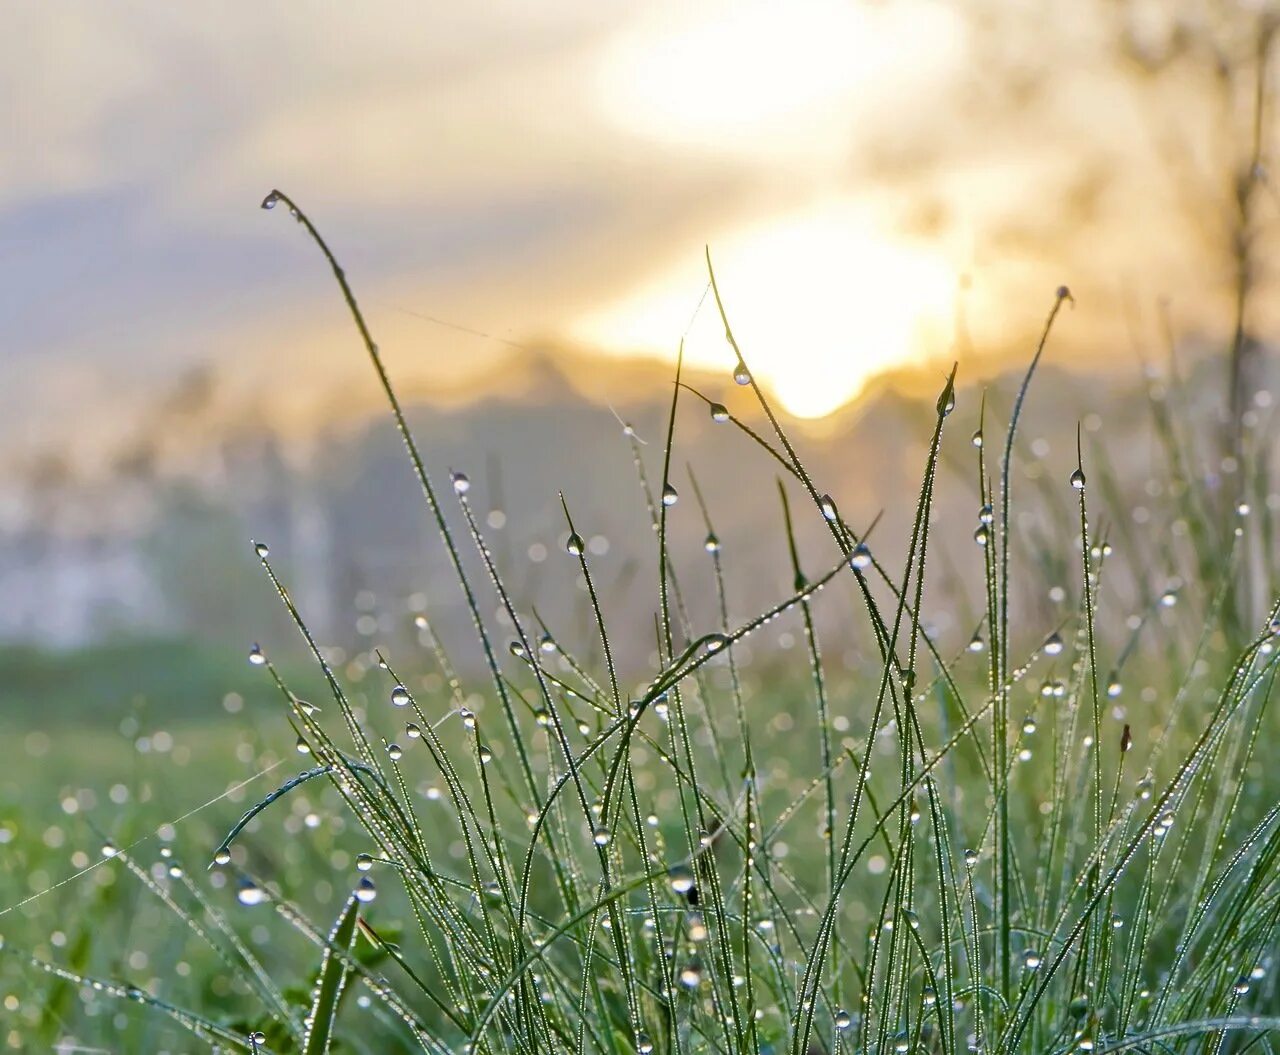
xmin=572 ymin=202 xmax=958 ymax=419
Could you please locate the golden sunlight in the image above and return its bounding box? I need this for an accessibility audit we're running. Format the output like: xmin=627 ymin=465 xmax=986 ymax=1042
xmin=572 ymin=202 xmax=958 ymax=419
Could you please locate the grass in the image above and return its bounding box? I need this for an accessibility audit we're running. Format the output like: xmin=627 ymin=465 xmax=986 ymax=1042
xmin=2 ymin=189 xmax=1278 ymax=1053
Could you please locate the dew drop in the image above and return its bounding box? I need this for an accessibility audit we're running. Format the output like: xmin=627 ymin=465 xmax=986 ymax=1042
xmin=406 ymin=723 xmax=421 ymax=739
xmin=253 ymin=540 xmax=270 ymax=558
xmin=1070 ymin=468 xmax=1086 ymax=490
xmin=679 ymin=962 xmax=703 ymax=987
xmin=450 ymin=470 xmax=471 ymax=495
xmin=387 ymin=744 xmax=402 ymax=761
xmin=971 ymin=430 xmax=984 ymax=448
xmin=295 ymin=736 xmax=310 ymax=754
xmin=669 ymin=864 xmax=696 ymax=895
xmin=704 ymin=532 xmax=721 ymax=553
xmin=850 ymin=543 xmax=872 ymax=570
xmin=968 ymin=633 xmax=985 ymax=653
xmin=538 ymin=633 xmax=556 ymax=654
xmin=565 ymin=533 xmax=585 ymax=556
xmin=1044 ymin=631 xmax=1064 ymax=656
xmin=1159 ymin=589 xmax=1178 ymax=608
xmin=248 ymin=644 xmax=267 ymax=667
xmin=1023 ymin=949 xmax=1042 ymax=970
xmin=636 ymin=1032 xmax=654 ymax=1054
xmin=835 ymin=1009 xmax=852 ymax=1030
xmin=592 ymin=826 xmax=611 ymax=847
xmin=974 ymin=524 xmax=991 ymax=547
xmin=661 ymin=483 xmax=679 ymax=507
xmin=213 ymin=849 xmax=232 ymax=866
xmin=355 ymin=876 xmax=377 ymax=903
xmin=819 ymin=494 xmax=838 ymax=521
xmin=390 ymin=684 xmax=411 ymax=707
xmin=733 ymin=361 xmax=751 ymax=386
xmin=704 ymin=633 xmax=729 ymax=653
xmin=963 ymin=848 xmax=979 ymax=869
xmin=356 ymin=853 xmax=374 ymax=872
xmin=237 ymin=880 xmax=269 ymax=906
xmin=978 ymin=503 xmax=994 ymax=525
xmin=260 ymin=191 xmax=280 ymax=210
xmin=709 ymin=402 xmax=730 ymax=423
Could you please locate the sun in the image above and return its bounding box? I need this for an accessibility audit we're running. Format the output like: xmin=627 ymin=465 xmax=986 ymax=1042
xmin=572 ymin=201 xmax=957 ymax=419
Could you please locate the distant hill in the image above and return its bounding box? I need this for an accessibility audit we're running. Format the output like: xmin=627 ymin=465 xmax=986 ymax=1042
xmin=0 ymin=340 xmax=1268 ymax=681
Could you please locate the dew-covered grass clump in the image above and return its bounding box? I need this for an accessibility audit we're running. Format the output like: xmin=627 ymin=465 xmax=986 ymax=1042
xmin=3 ymin=191 xmax=1278 ymax=1053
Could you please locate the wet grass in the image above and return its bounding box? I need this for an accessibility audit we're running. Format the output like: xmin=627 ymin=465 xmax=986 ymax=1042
xmin=1 ymin=191 xmax=1278 ymax=1053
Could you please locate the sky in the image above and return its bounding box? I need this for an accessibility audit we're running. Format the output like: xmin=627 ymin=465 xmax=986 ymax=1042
xmin=4 ymin=1 xmax=1275 ymax=470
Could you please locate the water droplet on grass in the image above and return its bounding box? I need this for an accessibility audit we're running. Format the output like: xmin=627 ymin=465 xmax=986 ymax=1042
xmin=1070 ymin=468 xmax=1086 ymax=490
xmin=450 ymin=470 xmax=470 ymax=495
xmin=669 ymin=865 xmax=695 ymax=894
xmin=733 ymin=362 xmax=751 ymax=386
xmin=850 ymin=543 xmax=872 ymax=570
xmin=237 ymin=880 xmax=269 ymax=906
xmin=355 ymin=876 xmax=377 ymax=903
xmin=260 ymin=192 xmax=280 ymax=210
xmin=704 ymin=533 xmax=721 ymax=553
xmin=679 ymin=962 xmax=703 ymax=987
xmin=709 ymin=403 xmax=729 ymax=423
xmin=565 ymin=533 xmax=585 ymax=556
xmin=248 ymin=644 xmax=266 ymax=666
xmin=835 ymin=1009 xmax=852 ymax=1030
xmin=356 ymin=853 xmax=374 ymax=872
xmin=253 ymin=540 xmax=269 ymax=558
xmin=390 ymin=685 xmax=411 ymax=707
xmin=387 ymin=744 xmax=402 ymax=761
xmin=1044 ymin=631 xmax=1064 ymax=655
xmin=592 ymin=827 xmax=611 ymax=847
